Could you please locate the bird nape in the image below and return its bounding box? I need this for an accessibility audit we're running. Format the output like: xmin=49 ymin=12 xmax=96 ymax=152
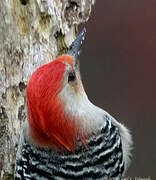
xmin=14 ymin=28 xmax=132 ymax=180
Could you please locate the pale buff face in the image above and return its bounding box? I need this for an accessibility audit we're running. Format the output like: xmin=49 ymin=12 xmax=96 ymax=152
xmin=58 ymin=61 xmax=106 ymax=134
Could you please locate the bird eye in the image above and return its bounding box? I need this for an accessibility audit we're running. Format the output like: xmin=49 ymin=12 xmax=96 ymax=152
xmin=68 ymin=71 xmax=76 ymax=82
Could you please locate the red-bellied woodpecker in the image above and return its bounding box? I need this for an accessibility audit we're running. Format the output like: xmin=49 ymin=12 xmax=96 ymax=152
xmin=14 ymin=28 xmax=132 ymax=180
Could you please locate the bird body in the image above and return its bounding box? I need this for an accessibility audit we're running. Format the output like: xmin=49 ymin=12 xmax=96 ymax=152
xmin=15 ymin=29 xmax=132 ymax=180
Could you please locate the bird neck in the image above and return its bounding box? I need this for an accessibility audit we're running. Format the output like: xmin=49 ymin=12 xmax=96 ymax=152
xmin=27 ymin=97 xmax=86 ymax=152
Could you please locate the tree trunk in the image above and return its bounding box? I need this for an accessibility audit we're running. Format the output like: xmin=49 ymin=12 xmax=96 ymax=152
xmin=0 ymin=0 xmax=95 ymax=179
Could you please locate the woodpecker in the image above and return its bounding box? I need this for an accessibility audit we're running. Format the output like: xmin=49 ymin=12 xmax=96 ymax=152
xmin=15 ymin=28 xmax=132 ymax=180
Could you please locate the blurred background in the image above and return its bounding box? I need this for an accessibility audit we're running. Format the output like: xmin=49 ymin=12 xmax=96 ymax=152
xmin=80 ymin=0 xmax=156 ymax=178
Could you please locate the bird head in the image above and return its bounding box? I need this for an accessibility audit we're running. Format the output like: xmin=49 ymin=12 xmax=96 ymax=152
xmin=26 ymin=29 xmax=88 ymax=152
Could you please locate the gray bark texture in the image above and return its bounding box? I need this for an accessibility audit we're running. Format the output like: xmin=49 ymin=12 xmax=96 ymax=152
xmin=0 ymin=0 xmax=95 ymax=179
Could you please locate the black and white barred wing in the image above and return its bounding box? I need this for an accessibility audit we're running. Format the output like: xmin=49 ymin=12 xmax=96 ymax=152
xmin=14 ymin=115 xmax=132 ymax=180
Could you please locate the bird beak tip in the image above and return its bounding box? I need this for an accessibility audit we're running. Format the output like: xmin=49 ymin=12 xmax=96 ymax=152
xmin=67 ymin=27 xmax=86 ymax=61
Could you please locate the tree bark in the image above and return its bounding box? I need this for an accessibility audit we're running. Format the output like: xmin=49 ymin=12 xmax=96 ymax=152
xmin=0 ymin=0 xmax=95 ymax=179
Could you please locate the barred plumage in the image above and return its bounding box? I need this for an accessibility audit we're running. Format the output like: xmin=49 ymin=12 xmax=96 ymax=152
xmin=15 ymin=116 xmax=124 ymax=180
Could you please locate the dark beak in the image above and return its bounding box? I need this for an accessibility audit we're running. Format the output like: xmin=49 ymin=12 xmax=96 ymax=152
xmin=67 ymin=28 xmax=86 ymax=68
